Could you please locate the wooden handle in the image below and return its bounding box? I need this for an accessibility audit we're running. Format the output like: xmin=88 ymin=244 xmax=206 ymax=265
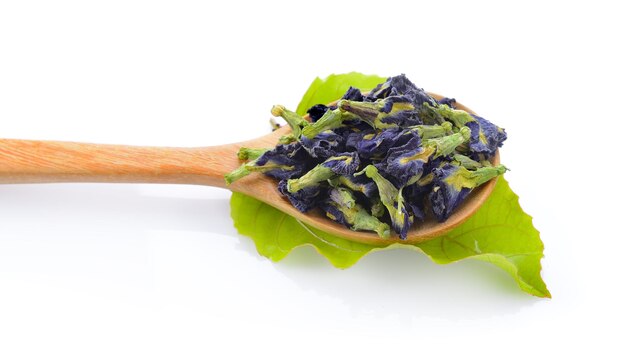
xmin=0 ymin=139 xmax=241 ymax=187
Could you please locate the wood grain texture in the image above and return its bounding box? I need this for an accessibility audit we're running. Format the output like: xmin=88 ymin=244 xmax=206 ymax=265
xmin=0 ymin=93 xmax=499 ymax=246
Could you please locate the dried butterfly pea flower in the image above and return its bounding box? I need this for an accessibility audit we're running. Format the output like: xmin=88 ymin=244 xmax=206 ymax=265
xmin=357 ymin=165 xmax=413 ymax=239
xmin=271 ymin=105 xmax=309 ymax=138
xmin=329 ymin=187 xmax=356 ymax=208
xmin=286 ymin=152 xmax=359 ymax=193
xmin=286 ymin=166 xmax=334 ymax=194
xmin=403 ymin=91 xmax=439 ymax=113
xmin=423 ymin=101 xmax=506 ymax=160
xmin=332 ymin=174 xmax=378 ymax=199
xmin=429 ymin=163 xmax=508 ymax=221
xmin=401 ymin=183 xmax=427 ymax=222
xmin=417 ymin=103 xmax=447 ymax=126
xmin=426 ymin=126 xmax=471 ymax=158
xmin=322 ymin=187 xmax=391 ymax=238
xmin=366 ymin=78 xmax=395 ymax=100
xmin=321 ymin=152 xmax=360 ymax=175
xmin=254 ymin=143 xmax=311 ymax=181
xmin=355 ymin=127 xmax=414 ymax=160
xmin=424 ymin=102 xmax=475 ymax=129
xmin=366 ymin=75 xmax=439 ymax=125
xmin=224 ymin=147 xmax=272 ymax=184
xmin=300 ymin=131 xmax=345 ymax=160
xmin=466 ymin=115 xmax=507 ymax=160
xmin=320 ymin=201 xmax=349 ymax=226
xmin=224 ymin=160 xmax=258 ymax=185
xmin=377 ymin=128 xmax=470 ymax=188
xmin=277 ymin=180 xmax=324 ymax=213
xmin=301 ymin=109 xmax=356 ymax=139
xmin=364 ymin=75 xmax=439 ymax=124
xmin=377 ymin=135 xmax=428 ymax=187
xmin=366 ymin=74 xmax=427 ymax=101
xmin=378 ymin=96 xmax=424 ymax=126
xmin=420 ymin=101 xmax=506 ymax=162
xmin=337 ymin=96 xmax=420 ymax=129
xmin=341 ymin=86 xmax=364 ymax=102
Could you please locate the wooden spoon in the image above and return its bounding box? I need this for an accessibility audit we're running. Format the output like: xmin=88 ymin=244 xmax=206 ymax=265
xmin=0 ymin=93 xmax=498 ymax=246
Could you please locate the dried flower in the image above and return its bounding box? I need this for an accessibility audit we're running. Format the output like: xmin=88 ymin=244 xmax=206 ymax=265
xmin=225 ymin=74 xmax=508 ymax=239
xmin=430 ymin=164 xmax=508 ymax=221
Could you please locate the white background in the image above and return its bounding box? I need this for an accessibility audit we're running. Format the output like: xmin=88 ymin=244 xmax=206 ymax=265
xmin=1 ymin=1 xmax=624 ymax=355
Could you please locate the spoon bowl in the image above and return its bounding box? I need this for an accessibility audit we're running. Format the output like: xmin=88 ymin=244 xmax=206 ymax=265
xmin=0 ymin=93 xmax=498 ymax=246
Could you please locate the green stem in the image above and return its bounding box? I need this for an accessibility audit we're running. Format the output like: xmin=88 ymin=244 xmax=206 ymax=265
xmin=424 ymin=127 xmax=471 ymax=158
xmin=271 ymin=105 xmax=308 ymax=137
xmin=287 ymin=166 xmax=334 ymax=193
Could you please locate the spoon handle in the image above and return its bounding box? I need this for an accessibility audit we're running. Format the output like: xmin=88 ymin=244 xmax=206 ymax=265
xmin=0 ymin=139 xmax=241 ymax=188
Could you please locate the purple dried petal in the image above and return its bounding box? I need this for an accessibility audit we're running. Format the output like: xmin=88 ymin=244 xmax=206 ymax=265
xmin=256 ymin=143 xmax=311 ymax=180
xmin=307 ymin=104 xmax=329 ymax=122
xmin=356 ymin=128 xmax=413 ymax=159
xmin=437 ymin=97 xmax=456 ymax=108
xmin=319 ymin=202 xmax=350 ymax=226
xmin=344 ymin=131 xmax=365 ymax=151
xmin=391 ymin=202 xmax=413 ymax=239
xmin=337 ymin=174 xmax=378 ymax=199
xmin=278 ymin=180 xmax=324 ymax=213
xmin=367 ymin=74 xmax=419 ymax=101
xmin=429 ymin=164 xmax=471 ymax=221
xmin=402 ymin=184 xmax=428 ymax=222
xmin=378 ymin=135 xmax=427 ymax=187
xmin=300 ymin=131 xmax=345 ymax=160
xmin=341 ymin=86 xmax=364 ymax=102
xmin=466 ymin=115 xmax=507 ymax=160
xmin=321 ymin=152 xmax=360 ymax=175
xmin=379 ymin=108 xmax=423 ymax=127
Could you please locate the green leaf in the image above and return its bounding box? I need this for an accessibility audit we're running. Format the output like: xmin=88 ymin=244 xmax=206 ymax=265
xmin=295 ymin=72 xmax=386 ymax=115
xmin=231 ymin=192 xmax=379 ymax=268
xmin=229 ymin=72 xmax=549 ymax=298
xmin=417 ymin=178 xmax=550 ymax=298
xmin=231 ymin=177 xmax=549 ymax=298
